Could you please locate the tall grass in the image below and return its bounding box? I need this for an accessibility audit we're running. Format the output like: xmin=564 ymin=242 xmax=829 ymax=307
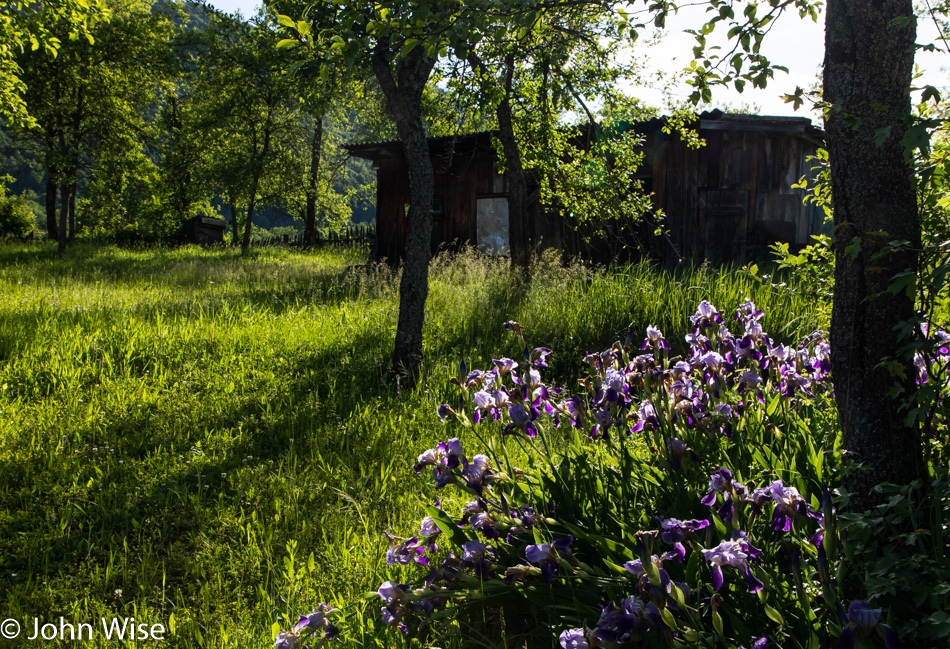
xmin=0 ymin=242 xmax=824 ymax=648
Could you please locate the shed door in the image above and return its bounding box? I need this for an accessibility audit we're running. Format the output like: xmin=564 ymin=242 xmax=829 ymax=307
xmin=476 ymin=197 xmax=509 ymax=255
xmin=704 ymin=190 xmax=747 ymax=264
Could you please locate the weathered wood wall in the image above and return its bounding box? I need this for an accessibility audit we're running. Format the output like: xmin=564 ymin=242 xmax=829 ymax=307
xmin=349 ymin=114 xmax=827 ymax=266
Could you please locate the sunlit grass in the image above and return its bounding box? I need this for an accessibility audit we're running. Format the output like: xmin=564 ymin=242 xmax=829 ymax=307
xmin=0 ymin=242 xmax=826 ymax=648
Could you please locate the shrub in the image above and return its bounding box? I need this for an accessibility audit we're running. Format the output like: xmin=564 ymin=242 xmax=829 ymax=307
xmin=277 ymin=300 xmax=908 ymax=649
xmin=0 ymin=194 xmax=36 ymax=239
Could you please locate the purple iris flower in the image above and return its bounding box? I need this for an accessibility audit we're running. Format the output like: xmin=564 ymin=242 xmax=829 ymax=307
xmin=436 ymin=438 xmax=463 ymax=469
xmin=502 ymin=320 xmax=524 ymax=336
xmin=701 ymin=468 xmax=751 ymax=522
xmin=836 ymin=601 xmax=901 ymax=649
xmin=737 ymin=299 xmax=764 ymax=320
xmin=530 ymin=347 xmax=552 ymax=367
xmin=524 ymin=536 xmax=573 ymax=582
xmin=436 ymin=404 xmax=455 ymax=422
xmin=378 ymin=581 xmax=410 ymax=634
xmin=631 ymin=399 xmax=659 ymax=433
xmin=691 ymin=300 xmax=724 ymax=330
xmin=385 ymin=535 xmax=427 ymax=565
xmin=702 ymin=531 xmax=763 ymax=593
xmin=738 ymin=369 xmax=762 ymax=391
xmin=700 ymin=351 xmax=725 ymax=371
xmin=641 ymin=325 xmax=672 ymax=351
xmin=668 ymin=438 xmax=698 ymax=470
xmin=745 ymin=320 xmax=764 ymax=339
xmin=418 ymin=516 xmax=440 ymax=538
xmin=659 ymin=517 xmax=709 ymax=559
xmin=461 ymin=454 xmax=492 ymax=494
xmin=669 ymin=360 xmax=693 ymax=380
xmin=592 ymin=597 xmax=655 ymax=644
xmin=558 ymin=628 xmax=589 ymax=649
xmin=492 ymin=357 xmax=518 ymax=375
xmin=505 ymin=402 xmax=538 ymax=437
xmin=461 ymin=540 xmax=493 ymax=578
xmin=752 ymin=480 xmax=820 ymax=532
xmin=470 ymin=511 xmax=499 ymax=540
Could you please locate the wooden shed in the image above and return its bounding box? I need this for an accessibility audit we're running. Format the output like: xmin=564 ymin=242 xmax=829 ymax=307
xmin=344 ymin=110 xmax=827 ymax=265
xmin=183 ymin=216 xmax=228 ymax=245
xmin=634 ymin=109 xmax=827 ymax=264
xmin=345 ymin=132 xmax=511 ymax=263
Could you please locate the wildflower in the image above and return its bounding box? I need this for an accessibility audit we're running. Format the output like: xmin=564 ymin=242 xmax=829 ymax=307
xmin=668 ymin=438 xmax=698 ymax=470
xmin=691 ymin=300 xmax=723 ymax=330
xmin=385 ymin=535 xmax=427 ymax=566
xmin=701 ymin=468 xmax=750 ymax=522
xmin=658 ymin=517 xmax=709 ymax=559
xmin=461 ymin=454 xmax=492 ymax=494
xmin=525 ymin=536 xmax=574 ymax=582
xmin=436 ymin=404 xmax=455 ymax=422
xmin=592 ymin=597 xmax=656 ymax=644
xmin=503 ymin=321 xmax=524 ymax=337
xmin=641 ymin=325 xmax=672 ymax=351
xmin=702 ymin=531 xmax=764 ymax=593
xmin=836 ymin=600 xmax=900 ymax=649
xmin=559 ymin=628 xmax=590 ymax=649
xmin=377 ymin=581 xmax=410 ymax=634
xmin=752 ymin=480 xmax=820 ymax=532
xmin=460 ymin=540 xmax=493 ymax=578
xmin=505 ymin=402 xmax=538 ymax=437
xmin=418 ymin=516 xmax=440 ymax=538
xmin=470 ymin=511 xmax=499 ymax=540
xmin=530 ymin=347 xmax=553 ymax=367
xmin=492 ymin=358 xmax=518 ymax=375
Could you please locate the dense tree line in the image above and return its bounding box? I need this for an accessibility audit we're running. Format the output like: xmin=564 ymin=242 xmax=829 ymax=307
xmin=1 ymin=0 xmax=379 ymax=248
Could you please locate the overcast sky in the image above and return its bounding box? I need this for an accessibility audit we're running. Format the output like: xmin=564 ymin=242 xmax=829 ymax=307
xmin=203 ymin=1 xmax=950 ymax=121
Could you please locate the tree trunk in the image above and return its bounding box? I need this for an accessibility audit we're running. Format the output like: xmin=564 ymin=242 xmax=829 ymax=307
xmin=57 ymin=181 xmax=69 ymax=257
xmin=68 ymin=181 xmax=76 ymax=241
xmin=824 ymin=0 xmax=923 ymax=504
xmin=304 ymin=115 xmax=324 ymax=248
xmin=242 ymin=183 xmax=258 ymax=254
xmin=228 ymin=197 xmax=240 ymax=247
xmin=371 ymin=43 xmax=437 ymax=380
xmin=496 ymin=55 xmax=529 ymax=274
xmin=45 ymin=177 xmax=58 ymax=241
xmin=242 ymin=123 xmax=272 ymax=255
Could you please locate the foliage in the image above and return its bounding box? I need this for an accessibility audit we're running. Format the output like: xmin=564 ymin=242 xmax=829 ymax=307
xmin=0 ymin=0 xmax=108 ymax=126
xmin=0 ymin=193 xmax=36 ymax=239
xmin=837 ymin=478 xmax=950 ymax=648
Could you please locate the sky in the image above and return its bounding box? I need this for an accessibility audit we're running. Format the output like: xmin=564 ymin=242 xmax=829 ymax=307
xmin=204 ymin=0 xmax=950 ymax=122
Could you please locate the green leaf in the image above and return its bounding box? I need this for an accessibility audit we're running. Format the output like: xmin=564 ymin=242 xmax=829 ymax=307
xmin=276 ymin=39 xmax=299 ymax=49
xmin=874 ymin=126 xmax=892 ymax=148
xmin=276 ymin=14 xmax=295 ymax=28
xmin=764 ymin=603 xmax=785 ymax=625
xmin=424 ymin=505 xmax=468 ymax=549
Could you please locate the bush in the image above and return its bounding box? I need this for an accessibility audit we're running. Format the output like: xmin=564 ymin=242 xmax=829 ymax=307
xmin=0 ymin=195 xmax=36 ymax=239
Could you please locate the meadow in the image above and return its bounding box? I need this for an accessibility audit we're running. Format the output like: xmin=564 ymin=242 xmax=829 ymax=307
xmin=0 ymin=243 xmax=828 ymax=648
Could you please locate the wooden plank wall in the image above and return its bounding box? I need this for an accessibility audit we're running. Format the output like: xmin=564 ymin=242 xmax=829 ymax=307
xmin=648 ymin=126 xmax=820 ymax=265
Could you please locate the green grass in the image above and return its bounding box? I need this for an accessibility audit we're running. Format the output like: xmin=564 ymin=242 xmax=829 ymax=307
xmin=0 ymin=242 xmax=826 ymax=648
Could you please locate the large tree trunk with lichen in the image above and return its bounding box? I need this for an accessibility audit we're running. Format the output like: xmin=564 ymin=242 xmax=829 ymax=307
xmin=371 ymin=42 xmax=436 ymax=380
xmin=824 ymin=0 xmax=923 ymax=504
